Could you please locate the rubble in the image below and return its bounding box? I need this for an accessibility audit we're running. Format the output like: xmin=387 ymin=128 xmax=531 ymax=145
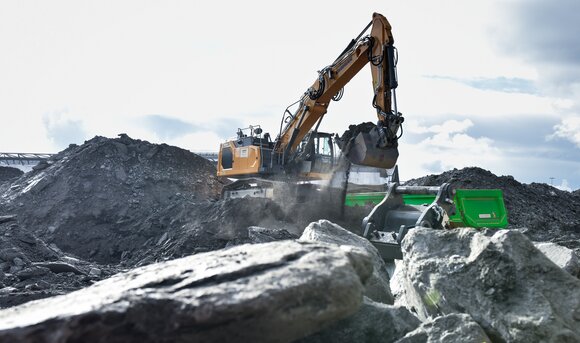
xmin=0 ymin=135 xmax=226 ymax=264
xmin=398 ymin=227 xmax=580 ymax=342
xmin=0 ymin=240 xmax=372 ymax=343
xmin=247 ymin=226 xmax=298 ymax=243
xmin=335 ymin=122 xmax=376 ymax=152
xmin=123 ymin=197 xmax=295 ymax=267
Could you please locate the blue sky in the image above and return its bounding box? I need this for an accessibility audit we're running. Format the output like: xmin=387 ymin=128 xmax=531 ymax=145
xmin=0 ymin=0 xmax=578 ymax=190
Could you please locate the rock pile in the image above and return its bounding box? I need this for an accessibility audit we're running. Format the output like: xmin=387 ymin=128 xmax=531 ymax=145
xmin=0 ymin=135 xmax=227 ymax=265
xmin=0 ymin=166 xmax=23 ymax=184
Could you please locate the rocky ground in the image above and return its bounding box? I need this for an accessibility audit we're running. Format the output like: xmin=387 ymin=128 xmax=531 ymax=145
xmin=405 ymin=167 xmax=580 ymax=252
xmin=0 ymin=137 xmax=579 ymax=342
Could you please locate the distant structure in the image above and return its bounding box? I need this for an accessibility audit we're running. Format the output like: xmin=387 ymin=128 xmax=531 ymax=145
xmin=195 ymin=152 xmax=219 ymax=162
xmin=0 ymin=152 xmax=219 ymax=167
xmin=0 ymin=153 xmax=54 ymax=166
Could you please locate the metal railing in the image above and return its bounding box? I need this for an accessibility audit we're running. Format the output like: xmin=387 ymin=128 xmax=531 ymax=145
xmin=0 ymin=151 xmax=219 ymax=166
xmin=195 ymin=152 xmax=219 ymax=162
xmin=0 ymin=153 xmax=54 ymax=166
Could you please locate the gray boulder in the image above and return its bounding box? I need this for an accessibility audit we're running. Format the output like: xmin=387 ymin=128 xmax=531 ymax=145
xmin=0 ymin=240 xmax=372 ymax=343
xmin=534 ymin=242 xmax=580 ymax=277
xmin=388 ymin=260 xmax=410 ymax=307
xmin=395 ymin=313 xmax=490 ymax=343
xmin=399 ymin=228 xmax=580 ymax=342
xmin=299 ymin=297 xmax=420 ymax=343
xmin=300 ymin=220 xmax=394 ymax=304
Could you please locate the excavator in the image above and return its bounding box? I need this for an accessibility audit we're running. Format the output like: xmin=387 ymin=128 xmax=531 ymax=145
xmin=217 ymin=13 xmax=508 ymax=259
xmin=218 ymin=13 xmax=402 ymax=198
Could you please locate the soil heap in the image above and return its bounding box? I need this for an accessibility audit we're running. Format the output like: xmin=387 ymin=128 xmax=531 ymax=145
xmin=0 ymin=166 xmax=23 ymax=184
xmin=0 ymin=135 xmax=229 ymax=265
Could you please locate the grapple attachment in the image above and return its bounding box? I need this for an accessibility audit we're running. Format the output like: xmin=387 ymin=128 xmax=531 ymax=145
xmin=362 ymin=183 xmax=456 ymax=260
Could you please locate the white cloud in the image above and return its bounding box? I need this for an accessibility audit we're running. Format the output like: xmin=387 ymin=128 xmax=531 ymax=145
xmin=42 ymin=109 xmax=88 ymax=149
xmin=407 ymin=119 xmax=473 ymax=135
xmin=397 ymin=119 xmax=503 ymax=180
xmin=550 ymin=116 xmax=580 ymax=148
xmin=168 ymin=132 xmax=226 ymax=153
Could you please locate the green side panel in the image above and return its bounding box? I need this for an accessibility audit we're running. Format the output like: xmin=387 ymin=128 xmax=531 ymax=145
xmin=344 ymin=192 xmax=386 ymax=207
xmin=345 ymin=189 xmax=509 ymax=229
xmin=454 ymin=189 xmax=508 ymax=228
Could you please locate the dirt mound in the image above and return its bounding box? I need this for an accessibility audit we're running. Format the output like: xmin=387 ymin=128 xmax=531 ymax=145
xmin=0 ymin=135 xmax=226 ymax=264
xmin=0 ymin=167 xmax=23 ymax=184
xmin=123 ymin=197 xmax=294 ymax=267
xmin=404 ymin=167 xmax=580 ymax=245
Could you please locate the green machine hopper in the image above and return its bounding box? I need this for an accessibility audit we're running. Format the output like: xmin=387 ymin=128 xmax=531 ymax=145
xmin=346 ymin=188 xmax=508 ymax=229
xmin=356 ymin=183 xmax=508 ymax=260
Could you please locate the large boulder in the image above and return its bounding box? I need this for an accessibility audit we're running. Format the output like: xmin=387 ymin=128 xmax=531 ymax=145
xmin=395 ymin=313 xmax=490 ymax=343
xmin=299 ymin=297 xmax=420 ymax=343
xmin=300 ymin=220 xmax=394 ymax=304
xmin=0 ymin=240 xmax=372 ymax=343
xmin=399 ymin=228 xmax=580 ymax=342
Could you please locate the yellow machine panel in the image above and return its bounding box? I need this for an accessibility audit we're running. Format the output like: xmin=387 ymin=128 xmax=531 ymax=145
xmin=217 ymin=142 xmax=262 ymax=177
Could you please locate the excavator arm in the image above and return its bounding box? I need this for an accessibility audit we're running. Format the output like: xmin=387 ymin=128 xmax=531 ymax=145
xmin=275 ymin=13 xmax=403 ymax=168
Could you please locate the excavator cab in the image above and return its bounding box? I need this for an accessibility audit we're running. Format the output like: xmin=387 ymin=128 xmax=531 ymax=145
xmin=293 ymin=132 xmax=336 ymax=178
